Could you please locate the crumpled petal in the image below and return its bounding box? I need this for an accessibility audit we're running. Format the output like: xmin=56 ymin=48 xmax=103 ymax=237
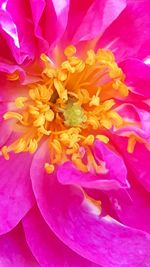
xmin=0 ymin=224 xmax=40 ymax=267
xmin=58 ymin=140 xmax=128 ymax=190
xmin=120 ymin=58 xmax=150 ymax=98
xmin=115 ymin=104 xmax=150 ymax=142
xmin=111 ymin=134 xmax=150 ymax=192
xmin=30 ymin=0 xmax=69 ymax=53
xmin=0 ymin=151 xmax=34 ymax=234
xmin=0 ymin=61 xmax=26 ymax=80
xmin=0 ymin=0 xmax=36 ymax=64
xmin=30 ymin=142 xmax=150 ymax=267
xmin=96 ymin=0 xmax=150 ymax=61
xmin=23 ymin=206 xmax=99 ymax=267
xmin=109 ymin=184 xmax=150 ymax=234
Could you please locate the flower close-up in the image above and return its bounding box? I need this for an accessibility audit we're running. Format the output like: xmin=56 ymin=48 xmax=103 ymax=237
xmin=1 ymin=0 xmax=150 ymax=266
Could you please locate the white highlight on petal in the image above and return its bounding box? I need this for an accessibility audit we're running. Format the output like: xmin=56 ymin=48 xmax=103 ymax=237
xmin=144 ymin=57 xmax=150 ymax=65
xmin=52 ymin=0 xmax=67 ymax=15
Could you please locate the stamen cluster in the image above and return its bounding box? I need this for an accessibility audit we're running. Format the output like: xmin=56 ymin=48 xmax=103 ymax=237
xmin=2 ymin=45 xmax=131 ymax=173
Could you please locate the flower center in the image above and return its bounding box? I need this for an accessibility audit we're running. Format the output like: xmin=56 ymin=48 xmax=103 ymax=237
xmin=2 ymin=45 xmax=140 ymax=173
xmin=63 ymin=103 xmax=87 ymax=127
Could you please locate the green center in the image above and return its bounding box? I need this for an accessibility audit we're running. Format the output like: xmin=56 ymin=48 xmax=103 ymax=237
xmin=63 ymin=103 xmax=87 ymax=127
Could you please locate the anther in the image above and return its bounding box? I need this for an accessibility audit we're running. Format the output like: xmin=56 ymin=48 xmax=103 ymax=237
xmin=44 ymin=163 xmax=55 ymax=174
xmin=64 ymin=45 xmax=76 ymax=57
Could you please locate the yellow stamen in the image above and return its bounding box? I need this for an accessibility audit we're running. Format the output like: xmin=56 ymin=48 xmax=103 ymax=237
xmin=89 ymin=88 xmax=101 ymax=107
xmin=64 ymin=45 xmax=76 ymax=57
xmin=7 ymin=71 xmax=19 ymax=81
xmin=28 ymin=139 xmax=38 ymax=154
xmin=3 ymin=112 xmax=23 ymax=121
xmin=127 ymin=135 xmax=136 ymax=153
xmin=72 ymin=153 xmax=88 ymax=173
xmin=44 ymin=163 xmax=55 ymax=174
xmin=1 ymin=146 xmax=9 ymax=160
xmin=3 ymin=45 xmax=143 ymax=174
xmin=96 ymin=135 xmax=109 ymax=144
xmin=87 ymin=149 xmax=107 ymax=174
xmin=15 ymin=97 xmax=28 ymax=108
xmin=82 ymin=135 xmax=95 ymax=146
xmin=84 ymin=191 xmax=102 ymax=215
xmin=54 ymin=79 xmax=68 ymax=101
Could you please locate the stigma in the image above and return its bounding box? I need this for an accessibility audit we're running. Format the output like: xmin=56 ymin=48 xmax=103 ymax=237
xmin=1 ymin=45 xmax=141 ymax=173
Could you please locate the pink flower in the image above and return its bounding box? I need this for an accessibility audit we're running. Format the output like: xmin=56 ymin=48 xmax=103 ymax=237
xmin=1 ymin=0 xmax=150 ymax=266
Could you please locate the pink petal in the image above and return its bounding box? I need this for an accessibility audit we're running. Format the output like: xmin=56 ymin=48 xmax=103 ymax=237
xmin=62 ymin=0 xmax=126 ymax=45
xmin=0 ymin=151 xmax=34 ymax=234
xmin=58 ymin=141 xmax=128 ymax=190
xmin=58 ymin=162 xmax=125 ymax=191
xmin=109 ymin=184 xmax=150 ymax=234
xmin=112 ymin=134 xmax=150 ymax=192
xmin=120 ymin=59 xmax=150 ymax=98
xmin=0 ymin=8 xmax=20 ymax=58
xmin=93 ymin=140 xmax=128 ymax=186
xmin=0 ymin=73 xmax=29 ymax=102
xmin=0 ymin=0 xmax=36 ymax=64
xmin=97 ymin=0 xmax=150 ymax=61
xmin=0 ymin=224 xmax=40 ymax=267
xmin=30 ymin=142 xmax=150 ymax=267
xmin=0 ymin=32 xmax=14 ymax=62
xmin=30 ymin=0 xmax=69 ymax=53
xmin=23 ymin=206 xmax=99 ymax=267
xmin=115 ymin=104 xmax=150 ymax=142
xmin=0 ymin=61 xmax=26 ymax=81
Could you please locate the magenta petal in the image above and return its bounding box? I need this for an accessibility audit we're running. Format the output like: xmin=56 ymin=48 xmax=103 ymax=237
xmin=45 ymin=0 xmax=69 ymax=47
xmin=30 ymin=0 xmax=49 ymax=52
xmin=0 ymin=72 xmax=29 ymax=102
xmin=120 ymin=59 xmax=150 ymax=97
xmin=112 ymin=135 xmax=150 ymax=192
xmin=109 ymin=185 xmax=150 ymax=234
xmin=63 ymin=0 xmax=126 ymax=44
xmin=0 ymin=8 xmax=20 ymax=60
xmin=93 ymin=140 xmax=128 ymax=186
xmin=0 ymin=152 xmax=34 ymax=234
xmin=0 ymin=224 xmax=40 ymax=267
xmin=58 ymin=162 xmax=125 ymax=191
xmin=97 ymin=0 xmax=150 ymax=61
xmin=58 ymin=141 xmax=128 ymax=190
xmin=23 ymin=206 xmax=99 ymax=267
xmin=115 ymin=104 xmax=150 ymax=142
xmin=30 ymin=143 xmax=150 ymax=267
xmin=30 ymin=0 xmax=69 ymax=53
xmin=0 ymin=0 xmax=36 ymax=64
xmin=0 ymin=61 xmax=26 ymax=82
